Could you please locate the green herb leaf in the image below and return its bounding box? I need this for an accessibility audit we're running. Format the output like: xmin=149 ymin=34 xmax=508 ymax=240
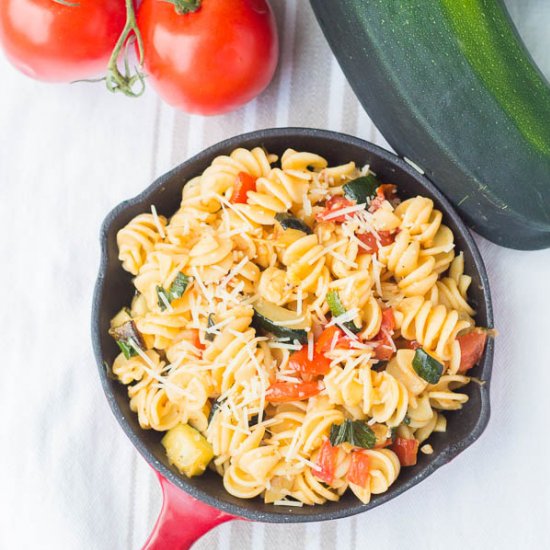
xmin=205 ymin=313 xmax=216 ymax=342
xmin=116 ymin=340 xmax=137 ymax=360
xmin=109 ymin=320 xmax=145 ymax=359
xmin=326 ymin=290 xmax=361 ymax=333
xmin=412 ymin=348 xmax=444 ymax=384
xmin=157 ymin=272 xmax=192 ymax=311
xmin=329 ymin=420 xmax=376 ymax=449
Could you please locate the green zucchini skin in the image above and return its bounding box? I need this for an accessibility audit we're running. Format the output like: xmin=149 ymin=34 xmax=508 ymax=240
xmin=275 ymin=212 xmax=313 ymax=234
xmin=252 ymin=299 xmax=309 ymax=343
xmin=310 ymin=0 xmax=550 ymax=250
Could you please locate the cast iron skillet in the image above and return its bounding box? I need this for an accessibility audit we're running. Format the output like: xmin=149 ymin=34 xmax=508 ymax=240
xmin=92 ymin=128 xmax=494 ymax=549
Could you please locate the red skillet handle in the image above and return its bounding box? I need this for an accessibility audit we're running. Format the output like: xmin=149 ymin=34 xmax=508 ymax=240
xmin=143 ymin=472 xmax=237 ymax=550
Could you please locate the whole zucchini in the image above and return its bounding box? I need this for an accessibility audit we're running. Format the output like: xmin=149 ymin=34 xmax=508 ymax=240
xmin=310 ymin=0 xmax=550 ymax=250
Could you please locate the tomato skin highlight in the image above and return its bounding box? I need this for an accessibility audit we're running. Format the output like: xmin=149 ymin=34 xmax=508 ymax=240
xmin=457 ymin=330 xmax=488 ymax=373
xmin=314 ymin=439 xmax=338 ymax=484
xmin=0 ymin=0 xmax=125 ymax=82
xmin=315 ymin=326 xmax=346 ymax=355
xmin=391 ymin=437 xmax=419 ymax=466
xmin=138 ymin=0 xmax=279 ymax=115
xmin=230 ymin=172 xmax=257 ymax=204
xmin=265 ymin=380 xmax=323 ymax=403
xmin=288 ymin=346 xmax=332 ymax=377
xmin=347 ymin=451 xmax=370 ymax=487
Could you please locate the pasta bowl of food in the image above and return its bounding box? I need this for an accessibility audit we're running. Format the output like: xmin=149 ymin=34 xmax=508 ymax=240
xmin=92 ymin=127 xmax=494 ymax=549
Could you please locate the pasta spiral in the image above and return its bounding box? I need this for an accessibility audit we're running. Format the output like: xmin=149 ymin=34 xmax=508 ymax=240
xmin=395 ymin=296 xmax=472 ymax=362
xmin=347 ymin=449 xmax=401 ymax=504
xmin=117 ymin=213 xmax=166 ymax=275
xmin=378 ymin=229 xmax=438 ymax=297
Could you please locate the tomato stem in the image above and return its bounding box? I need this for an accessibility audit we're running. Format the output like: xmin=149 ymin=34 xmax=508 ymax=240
xmin=163 ymin=0 xmax=202 ymax=15
xmin=105 ymin=0 xmax=145 ymax=97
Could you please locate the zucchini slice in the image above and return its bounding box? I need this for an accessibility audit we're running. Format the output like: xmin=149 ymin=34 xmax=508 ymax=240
xmin=275 ymin=212 xmax=313 ymax=234
xmin=311 ymin=0 xmax=550 ymax=249
xmin=326 ymin=290 xmax=361 ymax=333
xmin=162 ymin=423 xmax=214 ymax=478
xmin=253 ymin=298 xmax=309 ymax=343
xmin=109 ymin=310 xmax=145 ymax=359
xmin=343 ymin=175 xmax=380 ymax=203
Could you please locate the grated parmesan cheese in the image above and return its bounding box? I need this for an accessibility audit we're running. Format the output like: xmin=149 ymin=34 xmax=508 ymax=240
xmin=302 ymin=193 xmax=312 ymax=216
xmin=307 ymin=332 xmax=314 ymax=361
xmin=322 ymin=203 xmax=367 ymax=221
xmin=150 ymin=205 xmax=166 ymax=239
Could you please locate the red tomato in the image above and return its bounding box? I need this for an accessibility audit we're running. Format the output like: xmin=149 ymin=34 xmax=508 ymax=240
xmin=356 ymin=231 xmax=379 ymax=254
xmin=315 ymin=326 xmax=352 ymax=355
xmin=230 ymin=172 xmax=257 ymax=204
xmin=373 ymin=344 xmax=394 ymax=361
xmin=380 ymin=307 xmax=396 ymax=333
xmin=391 ymin=437 xmax=419 ymax=467
xmin=356 ymin=230 xmax=396 ymax=254
xmin=347 ymin=451 xmax=370 ymax=487
xmin=378 ymin=230 xmax=396 ymax=247
xmin=0 ymin=0 xmax=125 ymax=82
xmin=265 ymin=380 xmax=323 ymax=403
xmin=457 ymin=330 xmax=487 ymax=373
xmin=138 ymin=0 xmax=278 ymax=115
xmin=376 ymin=184 xmax=398 ymax=201
xmin=314 ymin=439 xmax=338 ymax=484
xmin=316 ymin=196 xmax=355 ymax=222
xmin=370 ymin=307 xmax=395 ymax=360
xmin=288 ymin=346 xmax=332 ymax=377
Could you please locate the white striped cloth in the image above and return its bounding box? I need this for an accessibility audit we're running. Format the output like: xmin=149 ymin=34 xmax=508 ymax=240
xmin=1 ymin=1 xmax=550 ymax=549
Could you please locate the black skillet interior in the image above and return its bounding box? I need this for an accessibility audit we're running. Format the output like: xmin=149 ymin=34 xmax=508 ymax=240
xmin=92 ymin=127 xmax=494 ymax=523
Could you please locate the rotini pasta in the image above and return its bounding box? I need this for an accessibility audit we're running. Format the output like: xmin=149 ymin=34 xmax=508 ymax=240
xmin=110 ymin=147 xmax=489 ymax=507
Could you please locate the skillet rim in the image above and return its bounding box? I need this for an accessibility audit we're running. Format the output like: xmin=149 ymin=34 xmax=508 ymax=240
xmin=91 ymin=127 xmax=494 ymax=523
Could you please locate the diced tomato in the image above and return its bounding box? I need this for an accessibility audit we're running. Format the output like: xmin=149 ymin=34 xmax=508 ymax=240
xmin=316 ymin=196 xmax=355 ymax=223
xmin=356 ymin=231 xmax=379 ymax=254
xmin=265 ymin=380 xmax=323 ymax=403
xmin=457 ymin=330 xmax=488 ymax=373
xmin=230 ymin=172 xmax=257 ymax=204
xmin=378 ymin=230 xmax=396 ymax=247
xmin=380 ymin=307 xmax=396 ymax=332
xmin=376 ymin=184 xmax=398 ymax=201
xmin=314 ymin=438 xmax=339 ymax=484
xmin=369 ymin=185 xmax=398 ymax=213
xmin=369 ymin=308 xmax=395 ymax=360
xmin=347 ymin=451 xmax=371 ymax=487
xmin=374 ymin=344 xmax=394 ymax=361
xmin=391 ymin=437 xmax=419 ymax=467
xmin=288 ymin=346 xmax=332 ymax=377
xmin=315 ymin=325 xmax=352 ymax=355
